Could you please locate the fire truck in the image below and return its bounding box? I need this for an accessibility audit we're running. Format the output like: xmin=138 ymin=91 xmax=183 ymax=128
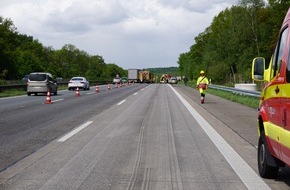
xmin=252 ymin=8 xmax=290 ymax=178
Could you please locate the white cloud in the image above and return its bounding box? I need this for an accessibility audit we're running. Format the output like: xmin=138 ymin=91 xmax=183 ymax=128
xmin=0 ymin=0 xmax=239 ymax=69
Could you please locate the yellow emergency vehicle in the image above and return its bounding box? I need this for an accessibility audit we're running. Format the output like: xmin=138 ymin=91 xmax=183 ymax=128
xmin=252 ymin=8 xmax=290 ymax=178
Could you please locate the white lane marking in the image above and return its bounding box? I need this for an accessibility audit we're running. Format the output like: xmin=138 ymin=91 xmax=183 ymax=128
xmin=141 ymin=88 xmax=144 ymax=91
xmin=133 ymin=92 xmax=138 ymax=96
xmin=117 ymin=99 xmax=126 ymax=105
xmin=86 ymin=92 xmax=95 ymax=95
xmin=52 ymin=99 xmax=64 ymax=103
xmin=168 ymin=84 xmax=271 ymax=190
xmin=58 ymin=121 xmax=93 ymax=142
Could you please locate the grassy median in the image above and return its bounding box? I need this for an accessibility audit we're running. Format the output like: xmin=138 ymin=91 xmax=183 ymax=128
xmin=0 ymin=85 xmax=68 ymax=98
xmin=0 ymin=89 xmax=26 ymax=98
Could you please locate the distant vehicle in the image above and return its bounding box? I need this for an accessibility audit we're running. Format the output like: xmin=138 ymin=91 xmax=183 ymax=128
xmin=27 ymin=72 xmax=57 ymax=96
xmin=169 ymin=77 xmax=178 ymax=84
xmin=113 ymin=77 xmax=122 ymax=84
xmin=121 ymin=77 xmax=128 ymax=83
xmin=22 ymin=75 xmax=29 ymax=83
xmin=55 ymin=77 xmax=63 ymax=82
xmin=160 ymin=74 xmax=168 ymax=83
xmin=68 ymin=77 xmax=90 ymax=90
xmin=127 ymin=69 xmax=154 ymax=83
xmin=139 ymin=70 xmax=153 ymax=83
xmin=128 ymin=69 xmax=139 ymax=83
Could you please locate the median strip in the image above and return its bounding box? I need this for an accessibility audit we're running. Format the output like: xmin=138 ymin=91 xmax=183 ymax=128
xmin=58 ymin=121 xmax=93 ymax=142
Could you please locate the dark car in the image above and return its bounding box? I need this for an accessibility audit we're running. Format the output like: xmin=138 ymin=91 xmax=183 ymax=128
xmin=22 ymin=75 xmax=29 ymax=83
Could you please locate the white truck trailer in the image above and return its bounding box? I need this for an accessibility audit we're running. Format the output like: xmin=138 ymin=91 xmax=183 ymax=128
xmin=128 ymin=69 xmax=139 ymax=83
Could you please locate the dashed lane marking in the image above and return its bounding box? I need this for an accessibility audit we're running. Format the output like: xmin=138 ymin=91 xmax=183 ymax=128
xmin=58 ymin=121 xmax=93 ymax=142
xmin=117 ymin=100 xmax=126 ymax=105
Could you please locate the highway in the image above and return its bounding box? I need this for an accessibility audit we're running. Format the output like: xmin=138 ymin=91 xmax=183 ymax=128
xmin=0 ymin=84 xmax=289 ymax=189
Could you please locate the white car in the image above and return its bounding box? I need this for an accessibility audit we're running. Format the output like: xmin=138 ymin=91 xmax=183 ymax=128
xmin=169 ymin=77 xmax=178 ymax=84
xmin=113 ymin=77 xmax=122 ymax=84
xmin=68 ymin=77 xmax=90 ymax=90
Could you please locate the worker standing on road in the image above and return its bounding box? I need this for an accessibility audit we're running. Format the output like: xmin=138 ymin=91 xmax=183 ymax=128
xmin=196 ymin=70 xmax=209 ymax=104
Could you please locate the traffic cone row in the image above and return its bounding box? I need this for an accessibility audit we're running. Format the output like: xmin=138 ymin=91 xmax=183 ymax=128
xmin=45 ymin=83 xmax=131 ymax=104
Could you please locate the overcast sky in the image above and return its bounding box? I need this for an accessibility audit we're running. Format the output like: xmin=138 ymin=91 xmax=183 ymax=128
xmin=0 ymin=0 xmax=239 ymax=69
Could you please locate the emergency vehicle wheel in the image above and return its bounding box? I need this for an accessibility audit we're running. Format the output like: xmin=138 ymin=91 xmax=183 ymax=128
xmin=258 ymin=132 xmax=279 ymax=178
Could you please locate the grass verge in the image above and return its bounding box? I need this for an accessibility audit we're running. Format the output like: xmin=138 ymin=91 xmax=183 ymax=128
xmin=0 ymin=89 xmax=26 ymax=98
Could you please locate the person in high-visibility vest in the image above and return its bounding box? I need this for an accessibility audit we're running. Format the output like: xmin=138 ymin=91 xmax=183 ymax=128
xmin=196 ymin=70 xmax=209 ymax=104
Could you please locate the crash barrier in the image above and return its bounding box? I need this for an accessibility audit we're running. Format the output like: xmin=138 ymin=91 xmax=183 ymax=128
xmin=209 ymin=84 xmax=260 ymax=98
xmin=0 ymin=81 xmax=111 ymax=92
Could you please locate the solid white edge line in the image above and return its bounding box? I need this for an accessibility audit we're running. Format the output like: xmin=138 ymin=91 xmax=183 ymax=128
xmin=168 ymin=84 xmax=271 ymax=190
xmin=58 ymin=121 xmax=93 ymax=142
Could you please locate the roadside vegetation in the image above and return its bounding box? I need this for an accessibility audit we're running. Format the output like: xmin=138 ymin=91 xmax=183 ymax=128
xmin=0 ymin=89 xmax=26 ymax=98
xmin=178 ymin=1 xmax=290 ymax=85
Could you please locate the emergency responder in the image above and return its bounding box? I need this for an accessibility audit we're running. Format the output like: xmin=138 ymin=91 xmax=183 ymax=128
xmin=196 ymin=70 xmax=209 ymax=104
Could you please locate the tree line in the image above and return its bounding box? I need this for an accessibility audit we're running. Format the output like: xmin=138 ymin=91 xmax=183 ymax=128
xmin=0 ymin=17 xmax=126 ymax=83
xmin=178 ymin=0 xmax=290 ymax=84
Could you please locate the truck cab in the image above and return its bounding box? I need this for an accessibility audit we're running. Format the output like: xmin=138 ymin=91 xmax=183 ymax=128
xmin=252 ymin=8 xmax=290 ymax=178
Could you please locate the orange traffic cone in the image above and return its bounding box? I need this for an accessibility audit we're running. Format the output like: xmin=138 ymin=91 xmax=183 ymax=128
xmin=95 ymin=85 xmax=99 ymax=93
xmin=107 ymin=84 xmax=111 ymax=90
xmin=120 ymin=83 xmax=123 ymax=87
xmin=75 ymin=87 xmax=80 ymax=96
xmin=45 ymin=90 xmax=52 ymax=104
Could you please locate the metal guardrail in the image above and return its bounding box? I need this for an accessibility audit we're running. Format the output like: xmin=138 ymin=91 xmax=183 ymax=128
xmin=208 ymin=84 xmax=261 ymax=98
xmin=0 ymin=81 xmax=112 ymax=92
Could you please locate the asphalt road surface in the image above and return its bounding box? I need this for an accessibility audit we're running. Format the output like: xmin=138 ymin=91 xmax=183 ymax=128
xmin=0 ymin=84 xmax=290 ymax=189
